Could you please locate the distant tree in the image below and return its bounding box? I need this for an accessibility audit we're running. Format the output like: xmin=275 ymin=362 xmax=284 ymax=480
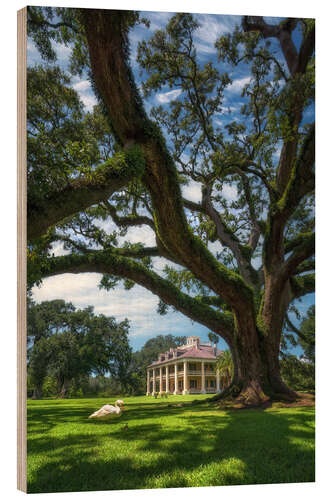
xmin=216 ymin=351 xmax=234 ymax=389
xmin=280 ymin=304 xmax=315 ymax=391
xmin=298 ymin=305 xmax=315 ymax=363
xmin=280 ymin=355 xmax=314 ymax=392
xmin=27 ymin=299 xmax=132 ymax=398
xmin=208 ymin=332 xmax=219 ymax=346
xmin=27 ymin=297 xmax=76 ymax=398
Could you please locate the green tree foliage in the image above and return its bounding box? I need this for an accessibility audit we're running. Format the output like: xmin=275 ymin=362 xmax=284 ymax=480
xmin=216 ymin=350 xmax=234 ymax=389
xmin=280 ymin=305 xmax=315 ymax=391
xmin=208 ymin=332 xmax=219 ymax=345
xmin=26 ymin=8 xmax=315 ymax=404
xmin=299 ymin=305 xmax=315 ymax=363
xmin=27 ymin=299 xmax=132 ymax=398
xmin=280 ymin=355 xmax=314 ymax=392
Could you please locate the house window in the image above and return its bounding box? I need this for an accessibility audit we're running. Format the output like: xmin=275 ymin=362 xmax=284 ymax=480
xmin=190 ymin=379 xmax=197 ymax=388
xmin=189 ymin=363 xmax=196 ymax=371
xmin=210 ymin=379 xmax=216 ymax=388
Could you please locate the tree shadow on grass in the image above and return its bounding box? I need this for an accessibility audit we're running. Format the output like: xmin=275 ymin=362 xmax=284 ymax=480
xmin=27 ymin=403 xmax=315 ymax=493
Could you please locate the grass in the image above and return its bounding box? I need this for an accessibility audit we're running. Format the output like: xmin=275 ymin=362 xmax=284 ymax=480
xmin=27 ymin=394 xmax=315 ymax=493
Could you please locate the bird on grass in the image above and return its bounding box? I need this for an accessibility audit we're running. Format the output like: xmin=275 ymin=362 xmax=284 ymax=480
xmin=88 ymin=400 xmax=125 ymax=420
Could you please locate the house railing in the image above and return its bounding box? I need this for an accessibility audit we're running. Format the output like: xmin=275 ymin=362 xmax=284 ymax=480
xmin=159 ymin=370 xmax=216 ymax=379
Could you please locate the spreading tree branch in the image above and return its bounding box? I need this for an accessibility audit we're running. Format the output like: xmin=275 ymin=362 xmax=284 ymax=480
xmin=28 ymin=152 xmax=145 ymax=242
xmin=285 ymin=314 xmax=315 ymax=345
xmin=201 ymin=183 xmax=257 ymax=286
xmin=40 ymin=250 xmax=235 ymax=343
xmin=102 ymin=201 xmax=155 ymax=231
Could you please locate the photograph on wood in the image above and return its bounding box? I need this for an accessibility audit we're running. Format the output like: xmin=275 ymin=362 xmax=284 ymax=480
xmin=18 ymin=4 xmax=315 ymax=493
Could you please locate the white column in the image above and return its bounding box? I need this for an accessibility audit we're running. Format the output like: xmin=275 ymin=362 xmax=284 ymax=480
xmin=183 ymin=360 xmax=189 ymax=394
xmin=159 ymin=366 xmax=163 ymax=393
xmin=166 ymin=365 xmax=169 ymax=393
xmin=146 ymin=370 xmax=150 ymax=395
xmin=201 ymin=361 xmax=206 ymax=393
xmin=174 ymin=363 xmax=178 ymax=394
xmin=153 ymin=368 xmax=156 ymax=394
xmin=216 ymin=368 xmax=221 ymax=393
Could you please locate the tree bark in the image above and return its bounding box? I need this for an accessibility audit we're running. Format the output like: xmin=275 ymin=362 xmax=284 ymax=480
xmin=224 ymin=273 xmax=297 ymax=405
xmin=217 ymin=303 xmax=297 ymax=405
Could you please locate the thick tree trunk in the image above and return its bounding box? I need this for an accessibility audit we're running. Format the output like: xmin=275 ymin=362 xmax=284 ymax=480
xmin=214 ymin=314 xmax=271 ymax=405
xmin=217 ymin=342 xmax=296 ymax=405
xmin=216 ymin=307 xmax=297 ymax=405
xmin=231 ymin=312 xmax=271 ymax=404
xmin=262 ymin=273 xmax=297 ymax=399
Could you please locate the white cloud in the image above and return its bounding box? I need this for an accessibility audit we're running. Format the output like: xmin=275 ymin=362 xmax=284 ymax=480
xmin=208 ymin=240 xmax=222 ymax=255
xmin=222 ymin=184 xmax=238 ymax=201
xmin=53 ymin=42 xmax=71 ymax=63
xmin=72 ymin=80 xmax=91 ymax=92
xmin=27 ymin=39 xmax=42 ymax=65
xmin=194 ymin=42 xmax=217 ymax=55
xmin=123 ymin=226 xmax=156 ymax=247
xmin=80 ymin=93 xmax=98 ymax=111
xmin=96 ymin=217 xmax=156 ymax=248
xmin=31 ymin=272 xmax=207 ymax=341
xmin=72 ymin=78 xmax=97 ymax=111
xmin=156 ymin=89 xmax=182 ymax=104
xmin=194 ymin=14 xmax=239 ymax=55
xmin=227 ymin=76 xmax=251 ymax=93
xmin=196 ymin=15 xmax=232 ymax=43
xmin=32 ymin=273 xmax=156 ymax=320
xmin=217 ymin=105 xmax=237 ymax=114
xmin=146 ymin=11 xmax=173 ymax=32
xmin=182 ymin=180 xmax=237 ymax=204
xmin=182 ymin=180 xmax=202 ymax=203
xmin=50 ymin=242 xmax=70 ymax=257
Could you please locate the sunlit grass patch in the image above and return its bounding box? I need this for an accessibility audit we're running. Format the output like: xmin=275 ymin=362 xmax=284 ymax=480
xmin=27 ymin=395 xmax=315 ymax=493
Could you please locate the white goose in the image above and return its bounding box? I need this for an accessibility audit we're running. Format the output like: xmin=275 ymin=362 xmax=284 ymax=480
xmin=88 ymin=400 xmax=125 ymax=420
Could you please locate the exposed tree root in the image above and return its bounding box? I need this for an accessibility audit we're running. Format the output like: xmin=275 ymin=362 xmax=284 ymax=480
xmin=203 ymin=380 xmax=300 ymax=409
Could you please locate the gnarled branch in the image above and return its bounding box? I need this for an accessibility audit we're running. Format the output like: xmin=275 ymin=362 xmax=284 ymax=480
xmin=40 ymin=250 xmax=235 ymax=343
xmin=28 ymin=153 xmax=144 ymax=242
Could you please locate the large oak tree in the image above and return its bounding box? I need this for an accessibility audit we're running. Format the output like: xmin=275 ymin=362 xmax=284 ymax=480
xmin=27 ymin=8 xmax=315 ymax=404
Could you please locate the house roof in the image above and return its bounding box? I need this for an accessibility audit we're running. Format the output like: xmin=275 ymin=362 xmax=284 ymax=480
xmin=148 ymin=344 xmax=221 ymax=368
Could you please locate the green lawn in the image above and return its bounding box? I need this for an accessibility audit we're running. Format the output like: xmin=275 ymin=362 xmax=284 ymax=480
xmin=27 ymin=395 xmax=315 ymax=493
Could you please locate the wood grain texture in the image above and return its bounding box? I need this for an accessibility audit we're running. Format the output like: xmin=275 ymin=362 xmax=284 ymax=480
xmin=17 ymin=6 xmax=27 ymax=493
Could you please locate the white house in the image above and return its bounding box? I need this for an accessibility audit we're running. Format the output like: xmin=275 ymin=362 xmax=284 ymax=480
xmin=146 ymin=336 xmax=222 ymax=395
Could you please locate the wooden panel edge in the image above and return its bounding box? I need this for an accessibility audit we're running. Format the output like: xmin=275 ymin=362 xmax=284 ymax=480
xmin=17 ymin=6 xmax=27 ymax=494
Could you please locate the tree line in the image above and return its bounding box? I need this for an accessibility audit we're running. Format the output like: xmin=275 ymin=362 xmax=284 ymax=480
xmin=28 ymin=299 xmax=314 ymax=399
xmin=27 ymin=298 xmax=132 ymax=398
xmin=27 ymin=298 xmax=189 ymax=398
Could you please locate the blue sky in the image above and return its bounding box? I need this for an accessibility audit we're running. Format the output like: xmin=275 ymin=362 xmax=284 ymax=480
xmin=28 ymin=9 xmax=314 ymax=353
